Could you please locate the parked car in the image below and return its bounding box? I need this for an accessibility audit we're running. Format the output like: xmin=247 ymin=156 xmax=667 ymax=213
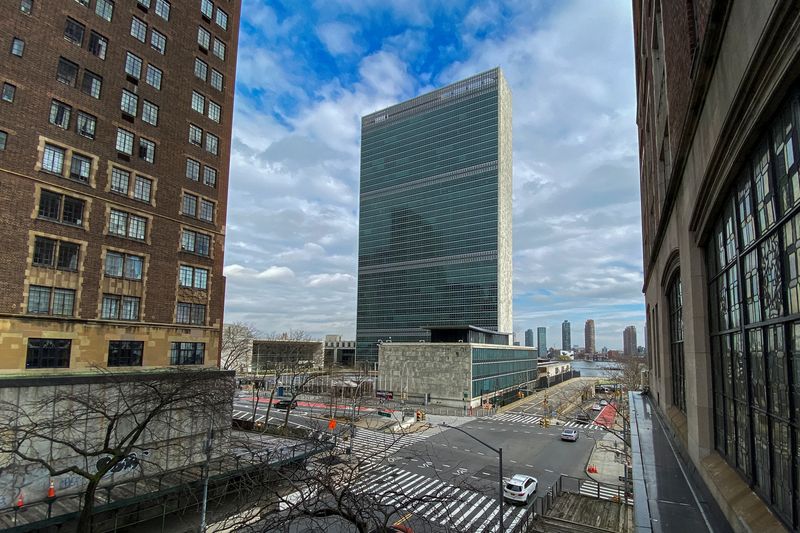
xmin=574 ymin=413 xmax=591 ymax=424
xmin=591 ymin=403 xmax=603 ymax=411
xmin=599 ymin=399 xmax=609 ymax=406
xmin=274 ymin=399 xmax=298 ymax=410
xmin=561 ymin=428 xmax=579 ymax=442
xmin=503 ymin=474 xmax=538 ymax=504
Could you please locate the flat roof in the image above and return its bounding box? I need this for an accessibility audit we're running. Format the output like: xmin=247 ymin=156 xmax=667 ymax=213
xmin=421 ymin=325 xmax=513 ymax=335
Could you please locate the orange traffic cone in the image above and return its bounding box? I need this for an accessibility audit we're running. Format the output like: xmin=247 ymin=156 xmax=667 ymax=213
xmin=48 ymin=480 xmax=55 ymax=498
xmin=16 ymin=494 xmax=23 ymax=508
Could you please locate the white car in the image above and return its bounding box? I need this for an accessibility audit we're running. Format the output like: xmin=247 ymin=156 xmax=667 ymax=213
xmin=591 ymin=404 xmax=603 ymax=411
xmin=561 ymin=428 xmax=579 ymax=441
xmin=503 ymin=474 xmax=538 ymax=504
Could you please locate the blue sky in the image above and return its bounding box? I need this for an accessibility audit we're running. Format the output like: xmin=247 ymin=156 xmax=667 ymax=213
xmin=224 ymin=0 xmax=643 ymax=350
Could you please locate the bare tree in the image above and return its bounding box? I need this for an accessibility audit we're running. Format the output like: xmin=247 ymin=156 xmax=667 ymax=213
xmin=0 ymin=368 xmax=234 ymax=532
xmin=221 ymin=322 xmax=260 ymax=371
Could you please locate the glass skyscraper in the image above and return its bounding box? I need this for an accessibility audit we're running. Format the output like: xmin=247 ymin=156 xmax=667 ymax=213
xmin=356 ymin=68 xmax=512 ymax=364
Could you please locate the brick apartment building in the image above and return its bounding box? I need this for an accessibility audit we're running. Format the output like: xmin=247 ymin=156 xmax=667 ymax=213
xmin=634 ymin=0 xmax=800 ymax=530
xmin=0 ymin=0 xmax=240 ymax=370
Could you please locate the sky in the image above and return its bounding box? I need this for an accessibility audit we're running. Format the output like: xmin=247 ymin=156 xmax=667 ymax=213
xmin=223 ymin=0 xmax=644 ymax=351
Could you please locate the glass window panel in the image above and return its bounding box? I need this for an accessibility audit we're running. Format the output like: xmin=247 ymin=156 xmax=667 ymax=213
xmin=128 ymin=215 xmax=146 ymax=240
xmin=784 ymin=212 xmax=800 ymax=315
xmin=766 ymin=325 xmax=789 ymax=416
xmin=181 ymin=230 xmax=195 ymax=252
xmin=187 ymin=159 xmax=200 ymax=180
xmin=179 ymin=265 xmax=193 ymax=287
xmin=57 ymin=242 xmax=79 ymax=271
xmin=61 ymin=197 xmax=84 ymax=225
xmin=773 ymin=103 xmax=799 ymax=216
xmin=125 ymin=52 xmax=142 ymax=79
xmin=125 ymin=255 xmax=143 ymax=280
xmin=27 ymin=285 xmax=51 ymax=314
xmin=116 ymin=129 xmax=134 ymax=155
xmin=194 ymin=58 xmax=208 ymax=81
xmin=69 ymin=154 xmax=91 ymax=183
xmin=49 ymin=100 xmax=71 ymax=129
xmin=130 ymin=16 xmax=146 ymax=42
xmin=81 ymin=71 xmax=102 ymax=98
xmin=145 ymin=65 xmax=162 ymax=90
xmin=737 ymin=172 xmax=756 ymax=247
xmin=95 ymin=0 xmax=113 ymax=21
xmin=88 ymin=31 xmax=107 ymax=59
xmin=749 ymin=328 xmax=766 ymax=410
xmin=33 ymin=237 xmax=55 ymax=266
xmin=150 ymin=29 xmax=166 ymax=54
xmin=761 ymin=233 xmax=785 ymax=319
xmin=105 ymin=252 xmax=124 ymax=277
xmin=42 ymin=144 xmax=65 ymax=174
xmin=194 ymin=268 xmax=208 ymax=289
xmin=76 ymin=112 xmax=96 ymax=139
xmin=133 ymin=175 xmax=152 ymax=202
xmin=182 ymin=194 xmax=197 ymax=216
xmin=51 ymin=288 xmax=75 ymax=316
xmin=754 ymin=141 xmax=776 ymax=234
xmin=142 ymin=100 xmax=158 ymax=125
xmin=101 ymin=295 xmax=120 ymax=319
xmin=734 ymin=399 xmax=750 ymax=476
xmin=111 ymin=168 xmax=130 ymax=194
xmin=203 ymin=166 xmax=216 ymax=187
xmin=109 ymin=210 xmax=127 ymax=236
xmin=210 ymin=69 xmax=223 ymax=91
xmin=743 ymin=250 xmax=761 ymax=323
xmin=121 ymin=296 xmax=139 ymax=320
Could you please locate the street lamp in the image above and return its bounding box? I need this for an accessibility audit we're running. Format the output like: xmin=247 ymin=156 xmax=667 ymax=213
xmin=347 ymin=379 xmax=369 ymax=458
xmin=440 ymin=423 xmax=505 ymax=533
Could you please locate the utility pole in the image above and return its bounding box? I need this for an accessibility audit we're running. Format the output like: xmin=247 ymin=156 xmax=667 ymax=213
xmin=441 ymin=423 xmax=505 ymax=533
xmin=199 ymin=427 xmax=214 ymax=532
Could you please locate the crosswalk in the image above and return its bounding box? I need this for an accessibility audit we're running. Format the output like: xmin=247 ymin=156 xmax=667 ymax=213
xmin=493 ymin=412 xmax=604 ymax=430
xmin=353 ymin=464 xmax=526 ymax=532
xmin=578 ymin=479 xmax=633 ymax=505
xmin=336 ymin=426 xmax=436 ymax=465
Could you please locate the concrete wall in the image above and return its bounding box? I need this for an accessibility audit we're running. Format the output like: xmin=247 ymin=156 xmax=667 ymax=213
xmin=378 ymin=343 xmax=471 ymax=408
xmin=497 ymin=69 xmax=513 ymax=338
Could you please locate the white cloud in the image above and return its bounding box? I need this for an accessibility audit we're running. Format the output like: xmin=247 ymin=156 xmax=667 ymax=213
xmin=316 ymin=22 xmax=361 ymax=55
xmin=306 ymin=273 xmax=356 ymax=288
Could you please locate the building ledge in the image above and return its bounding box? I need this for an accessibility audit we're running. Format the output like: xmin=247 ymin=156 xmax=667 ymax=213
xmin=700 ymin=453 xmax=787 ymax=533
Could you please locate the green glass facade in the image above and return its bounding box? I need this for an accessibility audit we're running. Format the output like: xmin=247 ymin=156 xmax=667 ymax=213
xmin=356 ymin=69 xmax=512 ymax=363
xmin=471 ymin=347 xmax=538 ymax=398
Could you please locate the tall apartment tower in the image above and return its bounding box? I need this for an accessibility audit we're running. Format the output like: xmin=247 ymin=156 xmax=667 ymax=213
xmin=584 ymin=319 xmax=595 ymax=355
xmin=0 ymin=0 xmax=240 ymax=370
xmin=561 ymin=320 xmax=571 ymax=351
xmin=623 ymin=326 xmax=636 ymax=356
xmin=524 ymin=328 xmax=534 ymax=347
xmin=536 ymin=327 xmax=546 ymax=358
xmin=634 ymin=2 xmax=800 ymax=527
xmin=356 ymin=68 xmax=512 ymax=364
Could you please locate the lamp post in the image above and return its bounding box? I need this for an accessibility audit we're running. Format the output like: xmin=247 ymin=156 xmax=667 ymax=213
xmin=441 ymin=423 xmax=505 ymax=533
xmin=347 ymin=379 xmax=369 ymax=459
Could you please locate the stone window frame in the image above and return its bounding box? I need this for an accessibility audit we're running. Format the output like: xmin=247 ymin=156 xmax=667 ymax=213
xmin=35 ymin=136 xmax=99 ymax=188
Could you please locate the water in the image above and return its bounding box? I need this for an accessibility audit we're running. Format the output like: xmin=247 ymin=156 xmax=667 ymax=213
xmin=570 ymin=359 xmax=620 ymax=378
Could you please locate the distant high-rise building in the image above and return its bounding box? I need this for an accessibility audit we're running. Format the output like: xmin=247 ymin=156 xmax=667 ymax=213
xmin=355 ymin=68 xmax=513 ymax=364
xmin=623 ymin=326 xmax=637 ymax=357
xmin=524 ymin=328 xmax=534 ymax=347
xmin=584 ymin=320 xmax=596 ymax=355
xmin=561 ymin=320 xmax=571 ymax=351
xmin=537 ymin=327 xmax=547 ymax=358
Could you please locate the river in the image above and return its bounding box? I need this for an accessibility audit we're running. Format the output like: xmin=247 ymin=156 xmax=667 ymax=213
xmin=569 ymin=359 xmax=620 ymax=378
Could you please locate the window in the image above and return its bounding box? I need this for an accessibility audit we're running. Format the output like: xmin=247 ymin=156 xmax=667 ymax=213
xmin=199 ymin=199 xmax=214 ymax=222
xmin=182 ymin=193 xmax=197 ymax=216
xmin=139 ymin=138 xmax=155 ymax=163
xmin=200 ymin=0 xmax=213 ymax=19
xmin=101 ymin=294 xmax=140 ymax=320
xmin=27 ymin=286 xmax=75 ymax=316
xmin=33 ymin=237 xmax=79 ymax=271
xmin=125 ymin=52 xmax=142 ymax=79
xmin=215 ymin=8 xmax=228 ymax=30
xmin=120 ymin=89 xmax=138 ymax=116
xmin=205 ymin=133 xmax=218 ymax=155
xmin=110 ymin=167 xmax=130 ymax=193
xmin=69 ymin=153 xmax=91 ymax=183
xmin=208 ymin=101 xmax=221 ymax=123
xmin=668 ymin=274 xmax=685 ymax=412
xmin=197 ymin=27 xmax=210 ymax=50
xmin=189 ymin=124 xmax=203 ymax=146
xmin=142 ymin=100 xmax=158 ymax=126
xmin=186 ymin=158 xmax=200 ymax=181
xmin=11 ymin=38 xmax=25 ymax=57
xmin=203 ymin=166 xmax=217 ymax=187
xmin=49 ymin=100 xmax=72 ymax=129
xmin=81 ymin=71 xmax=102 ymax=99
xmin=137 ymin=0 xmax=150 ymax=8
xmin=210 ymin=69 xmax=223 ymax=91
xmin=179 ymin=265 xmax=208 ymax=289
xmin=133 ymin=175 xmax=152 ymax=202
xmin=108 ymin=341 xmax=143 ymax=366
xmin=26 ymin=339 xmax=71 ymax=369
xmin=212 ymin=38 xmax=225 ymax=61
xmin=75 ymin=0 xmax=89 ymax=6
xmin=194 ymin=58 xmax=208 ymax=81
xmin=191 ymin=91 xmax=205 ymax=113
xmin=64 ymin=18 xmax=85 ymax=45
xmin=130 ymin=16 xmax=147 ymax=42
xmin=145 ymin=65 xmax=162 ymax=90
xmin=76 ymin=111 xmax=96 ymax=139
xmin=20 ymin=0 xmax=32 ymax=14
xmin=181 ymin=229 xmax=210 ymax=256
xmin=88 ymin=32 xmax=108 ymax=59
xmin=42 ymin=144 xmax=66 ymax=175
xmin=2 ymin=83 xmax=16 ymax=103
xmin=176 ymin=302 xmax=205 ymax=325
xmin=170 ymin=342 xmax=204 ymax=365
xmin=56 ymin=58 xmax=79 ymax=86
xmin=109 ymin=209 xmax=146 ymax=240
xmin=38 ymin=191 xmax=84 ymax=225
xmin=104 ymin=251 xmax=143 ymax=280
xmin=116 ymin=128 xmax=134 ymax=154
xmin=155 ymin=0 xmax=170 ymax=20
xmin=0 ymin=131 xmax=6 ymax=150
xmin=150 ymin=29 xmax=166 ymax=54
xmin=95 ymin=0 xmax=114 ymax=21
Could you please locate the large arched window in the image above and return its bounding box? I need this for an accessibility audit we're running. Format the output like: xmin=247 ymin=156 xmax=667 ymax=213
xmin=667 ymin=274 xmax=685 ymax=412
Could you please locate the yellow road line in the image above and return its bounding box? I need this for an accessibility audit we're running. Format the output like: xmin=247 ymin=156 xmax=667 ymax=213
xmin=393 ymin=512 xmax=413 ymax=525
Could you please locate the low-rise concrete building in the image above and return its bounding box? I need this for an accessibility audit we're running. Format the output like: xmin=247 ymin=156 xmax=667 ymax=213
xmin=323 ymin=335 xmax=356 ymax=366
xmin=251 ymin=339 xmax=324 ymax=371
xmin=377 ymin=326 xmax=538 ymax=408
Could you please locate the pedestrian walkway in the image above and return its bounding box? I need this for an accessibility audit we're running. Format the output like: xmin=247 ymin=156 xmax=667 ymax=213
xmin=353 ymin=464 xmax=524 ymax=532
xmin=493 ymin=412 xmax=604 ymax=431
xmin=578 ymin=479 xmax=632 ymax=504
xmin=336 ymin=426 xmax=436 ymax=465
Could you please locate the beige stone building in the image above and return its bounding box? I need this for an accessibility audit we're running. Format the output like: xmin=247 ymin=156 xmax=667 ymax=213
xmin=634 ymin=0 xmax=800 ymax=529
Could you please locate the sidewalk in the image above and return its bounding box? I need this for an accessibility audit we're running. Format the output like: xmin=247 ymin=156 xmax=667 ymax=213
xmin=586 ymin=431 xmax=626 ymax=486
xmin=496 ymin=376 xmax=597 ymax=416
